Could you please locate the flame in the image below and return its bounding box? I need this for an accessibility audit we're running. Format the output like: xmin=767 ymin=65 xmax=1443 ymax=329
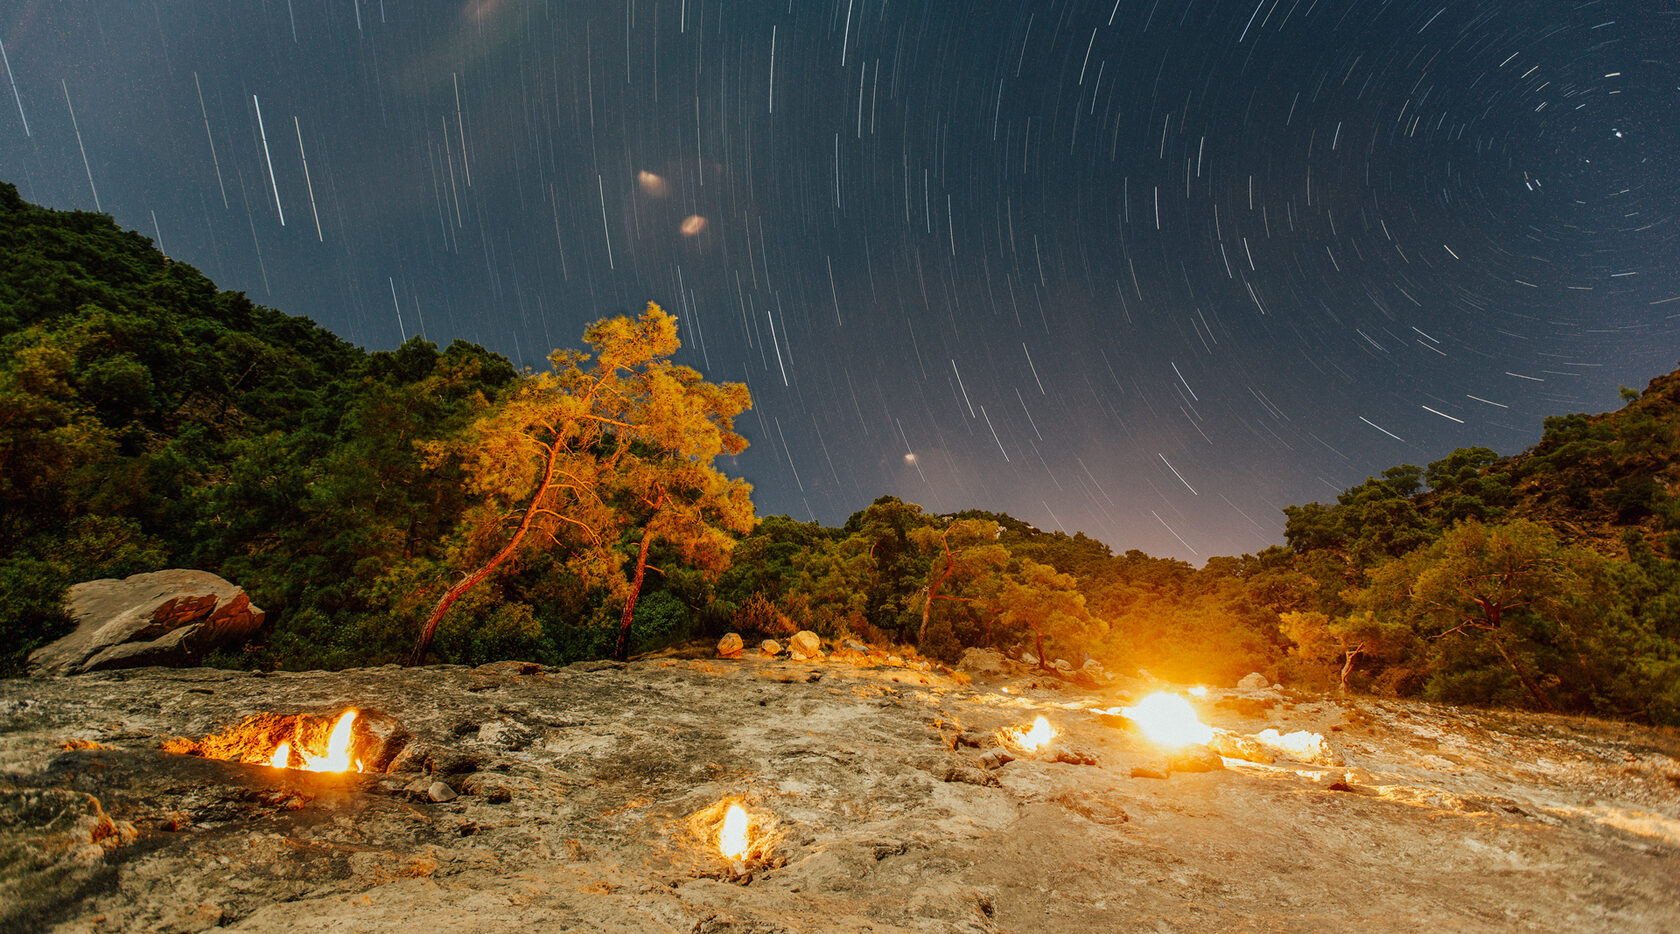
xmin=1120 ymin=692 xmax=1215 ymax=748
xmin=269 ymin=741 xmax=291 ymax=769
xmin=1188 ymin=685 xmax=1209 ymax=697
xmin=296 ymin=710 xmax=360 ymax=772
xmin=1256 ymin=728 xmax=1328 ymax=759
xmin=719 ymin=804 xmax=750 ymax=860
xmin=1011 ymin=715 xmax=1057 ymax=751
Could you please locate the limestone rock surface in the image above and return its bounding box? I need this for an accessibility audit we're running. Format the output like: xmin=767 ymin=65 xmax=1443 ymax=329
xmin=0 ymin=658 xmax=1677 ymax=934
xmin=28 ymin=571 xmax=264 ymax=676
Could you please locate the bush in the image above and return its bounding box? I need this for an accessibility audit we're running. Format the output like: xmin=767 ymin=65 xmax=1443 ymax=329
xmin=0 ymin=556 xmax=74 ymax=675
xmin=627 ymin=590 xmax=695 ymax=655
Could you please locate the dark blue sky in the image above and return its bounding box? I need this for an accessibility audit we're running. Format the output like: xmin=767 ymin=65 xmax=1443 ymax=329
xmin=3 ymin=0 xmax=1676 ymax=561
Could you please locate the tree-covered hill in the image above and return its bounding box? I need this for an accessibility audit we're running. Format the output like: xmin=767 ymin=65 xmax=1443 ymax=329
xmin=3 ymin=182 xmax=1676 ymax=726
xmin=0 ymin=181 xmax=522 ymax=672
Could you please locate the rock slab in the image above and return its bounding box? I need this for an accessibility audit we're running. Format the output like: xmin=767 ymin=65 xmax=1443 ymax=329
xmin=28 ymin=570 xmax=264 ymax=676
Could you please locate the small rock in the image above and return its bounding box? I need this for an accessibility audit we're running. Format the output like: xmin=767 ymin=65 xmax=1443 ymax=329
xmin=1050 ymin=744 xmax=1099 ymax=766
xmin=886 ymin=655 xmax=903 ymax=667
xmin=1053 ymin=658 xmax=1073 ymax=672
xmin=1129 ymin=764 xmax=1169 ymax=780
xmin=759 ymin=639 xmax=782 ymax=656
xmin=788 ymin=630 xmax=822 ymax=659
xmin=428 ymin=781 xmax=457 ymax=803
xmin=1167 ymin=744 xmax=1225 ymax=773
xmin=717 ymin=633 xmax=744 ymax=658
xmin=979 ymin=749 xmax=1015 ymax=770
xmin=1237 ymin=672 xmax=1269 ymax=691
xmin=1021 ymin=652 xmax=1039 ymax=667
xmin=843 ymin=639 xmax=871 ymax=654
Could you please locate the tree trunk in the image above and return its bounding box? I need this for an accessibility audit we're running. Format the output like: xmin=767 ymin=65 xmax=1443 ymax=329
xmin=614 ymin=529 xmax=655 ymax=662
xmin=408 ymin=436 xmax=565 ymax=666
xmin=1489 ymin=634 xmax=1552 ymax=711
xmin=918 ymin=525 xmax=958 ymax=646
xmin=1338 ymin=645 xmax=1361 ymax=692
xmin=1034 ymin=631 xmax=1047 ymax=669
xmin=408 ymin=529 xmax=528 ymax=666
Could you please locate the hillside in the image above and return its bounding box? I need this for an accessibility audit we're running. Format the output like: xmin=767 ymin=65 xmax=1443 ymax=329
xmin=2 ymin=655 xmax=1677 ymax=933
xmin=1501 ymin=367 xmax=1680 ymax=554
xmin=0 ymin=182 xmax=519 ymax=673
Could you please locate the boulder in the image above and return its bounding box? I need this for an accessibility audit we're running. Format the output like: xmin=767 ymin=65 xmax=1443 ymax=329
xmin=1167 ymin=744 xmax=1225 ymax=773
xmin=717 ymin=633 xmax=744 ymax=658
xmin=28 ymin=570 xmax=264 ymax=676
xmin=955 ymin=648 xmax=1011 ymax=678
xmin=759 ymin=639 xmax=782 ymax=656
xmin=788 ymin=630 xmax=822 ymax=659
xmin=1237 ymin=672 xmax=1270 ymax=691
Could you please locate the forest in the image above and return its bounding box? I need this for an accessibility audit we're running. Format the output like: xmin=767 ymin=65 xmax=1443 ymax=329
xmin=3 ymin=183 xmax=1678 ymax=724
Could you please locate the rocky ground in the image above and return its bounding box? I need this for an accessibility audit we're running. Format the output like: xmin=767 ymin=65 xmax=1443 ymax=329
xmin=2 ymin=647 xmax=1678 ymax=934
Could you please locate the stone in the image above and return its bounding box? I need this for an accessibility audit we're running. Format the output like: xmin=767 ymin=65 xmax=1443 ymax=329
xmin=788 ymin=630 xmax=822 ymax=659
xmin=843 ymin=639 xmax=871 ymax=654
xmin=1167 ymin=744 xmax=1225 ymax=773
xmin=428 ymin=781 xmax=458 ymax=803
xmin=1237 ymin=672 xmax=1270 ymax=691
xmin=1129 ymin=764 xmax=1169 ymax=780
xmin=1020 ymin=652 xmax=1039 ymax=667
xmin=717 ymin=633 xmax=744 ymax=658
xmin=1052 ymin=658 xmax=1073 ymax=672
xmin=979 ymin=749 xmax=1015 ymax=770
xmin=759 ymin=639 xmax=782 ymax=656
xmin=1049 ymin=744 xmax=1099 ymax=766
xmin=885 ymin=655 xmax=903 ymax=667
xmin=955 ymin=648 xmax=1011 ymax=678
xmin=28 ymin=570 xmax=265 ymax=676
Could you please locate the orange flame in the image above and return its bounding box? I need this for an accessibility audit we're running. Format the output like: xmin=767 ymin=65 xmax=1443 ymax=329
xmin=295 ymin=710 xmax=360 ymax=772
xmin=1010 ymin=715 xmax=1057 ymax=751
xmin=269 ymin=741 xmax=291 ymax=769
xmin=719 ymin=804 xmax=750 ymax=860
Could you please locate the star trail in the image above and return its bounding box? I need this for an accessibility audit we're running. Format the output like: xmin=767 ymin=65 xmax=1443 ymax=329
xmin=2 ymin=0 xmax=1676 ymax=561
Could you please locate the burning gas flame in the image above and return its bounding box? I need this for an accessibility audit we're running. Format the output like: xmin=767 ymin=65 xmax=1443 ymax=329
xmin=1256 ymin=728 xmax=1328 ymax=760
xmin=1011 ymin=715 xmax=1057 ymax=751
xmin=1120 ymin=692 xmax=1215 ymax=748
xmin=300 ymin=710 xmax=359 ymax=772
xmin=1188 ymin=685 xmax=1209 ymax=697
xmin=266 ymin=711 xmax=362 ymax=773
xmin=719 ymin=804 xmax=750 ymax=860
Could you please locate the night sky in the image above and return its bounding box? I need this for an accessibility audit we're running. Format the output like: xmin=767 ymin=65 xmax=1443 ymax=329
xmin=3 ymin=0 xmax=1677 ymax=562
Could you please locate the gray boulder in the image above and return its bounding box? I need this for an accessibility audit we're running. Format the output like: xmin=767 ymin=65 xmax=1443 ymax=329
xmin=28 ymin=570 xmax=264 ymax=676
